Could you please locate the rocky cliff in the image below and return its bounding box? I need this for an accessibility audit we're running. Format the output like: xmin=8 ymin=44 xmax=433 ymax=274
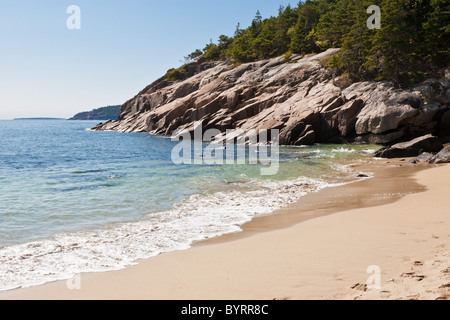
xmin=92 ymin=49 xmax=450 ymax=146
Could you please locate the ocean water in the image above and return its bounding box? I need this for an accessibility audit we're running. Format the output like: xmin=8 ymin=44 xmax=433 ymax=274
xmin=0 ymin=120 xmax=378 ymax=290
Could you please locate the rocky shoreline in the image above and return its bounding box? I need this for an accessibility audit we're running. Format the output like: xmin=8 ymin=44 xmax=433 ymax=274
xmin=92 ymin=49 xmax=450 ymax=161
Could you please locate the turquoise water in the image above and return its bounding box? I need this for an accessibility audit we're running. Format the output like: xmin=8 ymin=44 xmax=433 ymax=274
xmin=0 ymin=120 xmax=379 ymax=290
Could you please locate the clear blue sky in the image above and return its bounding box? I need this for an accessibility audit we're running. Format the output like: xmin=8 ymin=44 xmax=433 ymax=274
xmin=0 ymin=0 xmax=294 ymax=119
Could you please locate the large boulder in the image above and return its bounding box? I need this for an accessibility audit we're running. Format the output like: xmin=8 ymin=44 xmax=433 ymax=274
xmin=413 ymin=104 xmax=440 ymax=129
xmin=416 ymin=152 xmax=435 ymax=163
xmin=328 ymin=99 xmax=364 ymax=136
xmin=428 ymin=146 xmax=450 ymax=164
xmin=414 ymin=79 xmax=450 ymax=104
xmin=374 ymin=134 xmax=444 ymax=158
xmin=279 ymin=121 xmax=307 ymax=145
xmin=355 ymin=103 xmax=418 ymax=135
xmin=439 ymin=110 xmax=450 ymax=137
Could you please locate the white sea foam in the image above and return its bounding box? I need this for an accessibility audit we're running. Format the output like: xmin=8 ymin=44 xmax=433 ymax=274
xmin=331 ymin=147 xmax=356 ymax=153
xmin=330 ymin=162 xmax=353 ymax=173
xmin=0 ymin=176 xmax=340 ymax=291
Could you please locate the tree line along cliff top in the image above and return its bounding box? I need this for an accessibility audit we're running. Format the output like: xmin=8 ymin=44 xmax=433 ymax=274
xmin=167 ymin=0 xmax=448 ymax=88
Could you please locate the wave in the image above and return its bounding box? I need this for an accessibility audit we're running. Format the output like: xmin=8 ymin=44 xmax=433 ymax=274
xmin=0 ymin=175 xmax=346 ymax=291
xmin=331 ymin=147 xmax=356 ymax=153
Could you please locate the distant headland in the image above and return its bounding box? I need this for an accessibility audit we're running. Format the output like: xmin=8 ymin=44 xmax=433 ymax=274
xmin=69 ymin=105 xmax=120 ymax=121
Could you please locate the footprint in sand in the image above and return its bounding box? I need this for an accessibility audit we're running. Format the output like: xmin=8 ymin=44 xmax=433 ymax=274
xmin=401 ymin=272 xmax=415 ymax=278
xmin=414 ymin=275 xmax=425 ymax=281
xmin=401 ymin=272 xmax=426 ymax=281
xmin=351 ymin=283 xmax=368 ymax=292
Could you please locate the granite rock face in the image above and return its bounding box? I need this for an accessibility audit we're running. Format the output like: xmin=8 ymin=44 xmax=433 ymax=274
xmin=92 ymin=49 xmax=449 ymax=146
xmin=428 ymin=146 xmax=450 ymax=164
xmin=415 ymin=152 xmax=435 ymax=163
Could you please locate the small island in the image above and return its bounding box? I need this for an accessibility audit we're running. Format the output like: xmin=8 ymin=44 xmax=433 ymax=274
xmin=13 ymin=118 xmax=66 ymax=120
xmin=69 ymin=105 xmax=121 ymax=121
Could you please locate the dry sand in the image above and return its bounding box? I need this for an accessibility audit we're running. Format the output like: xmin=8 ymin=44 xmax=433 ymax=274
xmin=1 ymin=161 xmax=449 ymax=300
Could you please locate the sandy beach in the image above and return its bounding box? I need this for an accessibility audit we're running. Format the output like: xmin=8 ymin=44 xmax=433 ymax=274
xmin=1 ymin=161 xmax=449 ymax=300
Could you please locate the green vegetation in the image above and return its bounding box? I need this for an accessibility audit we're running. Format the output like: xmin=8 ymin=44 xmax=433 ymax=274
xmin=164 ymin=64 xmax=190 ymax=81
xmin=185 ymin=0 xmax=449 ymax=87
xmin=69 ymin=105 xmax=121 ymax=120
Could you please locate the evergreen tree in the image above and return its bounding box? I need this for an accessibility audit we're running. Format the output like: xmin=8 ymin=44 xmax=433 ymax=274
xmin=288 ymin=0 xmax=321 ymax=54
xmin=423 ymin=0 xmax=450 ymax=67
xmin=250 ymin=10 xmax=263 ymax=37
xmin=316 ymin=0 xmax=355 ymax=47
xmin=182 ymin=0 xmax=447 ymax=86
xmin=253 ymin=17 xmax=278 ymax=59
xmin=367 ymin=0 xmax=415 ymax=84
xmin=339 ymin=0 xmax=380 ymax=80
xmin=273 ymin=5 xmax=298 ymax=56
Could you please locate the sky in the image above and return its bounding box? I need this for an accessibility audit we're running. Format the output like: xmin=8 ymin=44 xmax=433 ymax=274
xmin=0 ymin=0 xmax=294 ymax=119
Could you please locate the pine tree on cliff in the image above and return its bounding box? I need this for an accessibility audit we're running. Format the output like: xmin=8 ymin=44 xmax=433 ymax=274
xmin=339 ymin=0 xmax=380 ymax=81
xmin=183 ymin=0 xmax=447 ymax=85
xmin=288 ymin=0 xmax=322 ymax=54
xmin=423 ymin=0 xmax=450 ymax=68
xmin=252 ymin=17 xmax=278 ymax=59
xmin=273 ymin=5 xmax=298 ymax=56
xmin=316 ymin=0 xmax=355 ymax=47
xmin=366 ymin=0 xmax=413 ymax=85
